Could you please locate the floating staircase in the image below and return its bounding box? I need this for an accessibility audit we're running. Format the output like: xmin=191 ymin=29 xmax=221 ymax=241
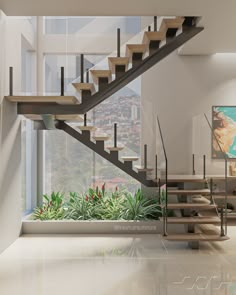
xmin=14 ymin=16 xmax=203 ymax=115
xmin=160 ymin=178 xmax=229 ymax=248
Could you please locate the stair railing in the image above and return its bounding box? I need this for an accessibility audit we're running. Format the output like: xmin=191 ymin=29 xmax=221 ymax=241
xmin=156 ymin=115 xmax=168 ymax=236
xmin=204 ymin=113 xmax=228 ymax=236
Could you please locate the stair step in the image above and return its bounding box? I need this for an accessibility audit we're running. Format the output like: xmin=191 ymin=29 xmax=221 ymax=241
xmin=164 ymin=234 xmax=229 ymax=242
xmin=153 ymin=175 xmax=207 ymax=183
xmin=24 ymin=114 xmax=84 ymax=122
xmin=168 ymin=189 xmax=210 ymax=195
xmin=78 ymin=126 xmax=96 ymax=131
xmin=126 ymin=44 xmax=147 ymax=57
xmin=90 ymin=70 xmax=112 ymax=84
xmin=7 ymin=95 xmax=78 ymax=104
xmin=121 ymin=156 xmax=139 ymax=161
xmin=165 ymin=203 xmax=217 ymax=210
xmin=93 ymin=136 xmax=110 ymax=141
xmin=56 ymin=115 xmax=84 ymax=122
xmin=160 ymin=16 xmax=185 ymax=33
xmin=108 ymin=57 xmax=129 ymax=74
xmin=135 ymin=166 xmax=153 ymax=172
xmin=72 ymin=83 xmax=95 ymax=93
xmin=106 ymin=146 xmax=124 ymax=151
xmin=142 ymin=31 xmax=166 ymax=45
xmin=160 ymin=216 xmax=220 ymax=224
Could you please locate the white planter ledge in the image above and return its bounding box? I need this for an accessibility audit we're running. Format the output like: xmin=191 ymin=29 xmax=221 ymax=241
xmin=22 ymin=215 xmax=184 ymax=235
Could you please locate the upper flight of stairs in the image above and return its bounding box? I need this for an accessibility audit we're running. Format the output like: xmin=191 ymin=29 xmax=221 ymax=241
xmin=13 ymin=16 xmax=203 ymax=116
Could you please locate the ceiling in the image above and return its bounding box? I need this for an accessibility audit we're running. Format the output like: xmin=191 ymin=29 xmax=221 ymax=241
xmin=0 ymin=0 xmax=235 ymax=54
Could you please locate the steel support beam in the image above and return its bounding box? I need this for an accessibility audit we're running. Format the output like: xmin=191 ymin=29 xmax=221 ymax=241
xmin=57 ymin=121 xmax=157 ymax=187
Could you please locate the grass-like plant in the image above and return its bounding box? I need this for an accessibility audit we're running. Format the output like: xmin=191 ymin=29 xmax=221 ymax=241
xmin=32 ymin=192 xmax=65 ymax=220
xmin=123 ymin=189 xmax=162 ymax=220
xmin=32 ymin=186 xmax=162 ymax=221
xmin=64 ymin=192 xmax=98 ymax=220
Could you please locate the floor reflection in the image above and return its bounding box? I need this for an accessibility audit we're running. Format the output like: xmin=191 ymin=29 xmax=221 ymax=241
xmin=0 ymin=230 xmax=236 ymax=294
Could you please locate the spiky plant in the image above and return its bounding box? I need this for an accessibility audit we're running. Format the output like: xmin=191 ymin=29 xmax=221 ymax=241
xmin=32 ymin=192 xmax=65 ymax=220
xmin=123 ymin=189 xmax=161 ymax=220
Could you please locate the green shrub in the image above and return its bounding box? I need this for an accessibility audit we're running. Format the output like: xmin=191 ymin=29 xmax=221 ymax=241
xmin=32 ymin=192 xmax=65 ymax=220
xmin=32 ymin=186 xmax=162 ymax=221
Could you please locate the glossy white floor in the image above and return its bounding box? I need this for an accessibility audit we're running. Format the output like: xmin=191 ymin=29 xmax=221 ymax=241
xmin=1 ymin=229 xmax=236 ymax=295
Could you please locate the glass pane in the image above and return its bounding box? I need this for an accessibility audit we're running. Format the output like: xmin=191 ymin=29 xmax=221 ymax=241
xmin=44 ymin=16 xmax=141 ymax=35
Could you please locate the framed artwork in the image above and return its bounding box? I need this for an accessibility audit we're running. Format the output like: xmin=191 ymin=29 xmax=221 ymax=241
xmin=212 ymin=106 xmax=236 ymax=159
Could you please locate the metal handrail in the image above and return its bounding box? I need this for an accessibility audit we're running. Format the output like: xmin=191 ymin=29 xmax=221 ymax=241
xmin=156 ymin=115 xmax=168 ymax=236
xmin=204 ymin=113 xmax=228 ymax=236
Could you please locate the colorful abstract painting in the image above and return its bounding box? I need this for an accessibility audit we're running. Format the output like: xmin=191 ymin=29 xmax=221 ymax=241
xmin=212 ymin=106 xmax=236 ymax=159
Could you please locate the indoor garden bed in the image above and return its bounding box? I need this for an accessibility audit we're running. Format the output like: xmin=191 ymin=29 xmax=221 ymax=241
xmin=22 ymin=185 xmax=180 ymax=234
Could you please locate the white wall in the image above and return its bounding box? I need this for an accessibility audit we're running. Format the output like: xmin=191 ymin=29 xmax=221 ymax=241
xmin=142 ymin=52 xmax=236 ymax=175
xmin=0 ymin=13 xmax=36 ymax=253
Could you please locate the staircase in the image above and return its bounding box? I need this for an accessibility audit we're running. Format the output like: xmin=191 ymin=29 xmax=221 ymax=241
xmin=15 ymin=16 xmax=203 ymax=115
xmin=7 ymin=16 xmax=228 ymax=248
xmin=160 ymin=176 xmax=229 ymax=249
xmin=7 ymin=15 xmax=204 ymax=187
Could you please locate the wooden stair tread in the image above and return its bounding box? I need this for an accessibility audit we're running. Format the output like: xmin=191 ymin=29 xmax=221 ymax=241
xmin=24 ymin=114 xmax=84 ymax=122
xmin=108 ymin=57 xmax=129 ymax=73
xmin=160 ymin=16 xmax=185 ymax=32
xmin=168 ymin=189 xmax=210 ymax=195
xmin=160 ymin=216 xmax=220 ymax=224
xmin=6 ymin=95 xmax=78 ymax=105
xmin=142 ymin=31 xmax=166 ymax=45
xmin=56 ymin=115 xmax=84 ymax=121
xmin=165 ymin=175 xmax=207 ymax=183
xmin=121 ymin=156 xmax=139 ymax=161
xmin=72 ymin=83 xmax=95 ymax=93
xmin=106 ymin=146 xmax=124 ymax=151
xmin=135 ymin=166 xmax=153 ymax=172
xmin=93 ymin=136 xmax=110 ymax=141
xmin=164 ymin=234 xmax=229 ymax=242
xmin=78 ymin=126 xmax=96 ymax=131
xmin=90 ymin=70 xmax=112 ymax=84
xmin=165 ymin=203 xmax=216 ymax=210
xmin=126 ymin=44 xmax=147 ymax=57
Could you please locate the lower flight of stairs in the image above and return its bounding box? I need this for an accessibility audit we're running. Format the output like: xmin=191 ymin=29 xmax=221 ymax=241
xmin=159 ymin=180 xmax=229 ymax=248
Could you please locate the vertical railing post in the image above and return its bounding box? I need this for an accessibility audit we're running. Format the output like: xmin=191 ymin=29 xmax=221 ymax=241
xmin=220 ymin=206 xmax=224 ymax=236
xmin=144 ymin=144 xmax=147 ymax=169
xmin=155 ymin=154 xmax=158 ymax=180
xmin=164 ymin=157 xmax=168 ymax=236
xmin=60 ymin=67 xmax=64 ymax=96
xmin=86 ymin=68 xmax=89 ymax=83
xmin=114 ymin=123 xmax=117 ymax=148
xmin=84 ymin=113 xmax=87 ymax=127
xmin=192 ymin=154 xmax=195 ymax=175
xmin=203 ymin=154 xmax=206 ymax=179
xmin=154 ymin=16 xmax=157 ymax=31
xmin=80 ymin=54 xmax=84 ymax=83
xmin=158 ymin=178 xmax=161 ymax=204
xmin=210 ymin=178 xmax=213 ymax=204
xmin=117 ymin=28 xmax=120 ymax=58
xmin=9 ymin=67 xmax=13 ymax=96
